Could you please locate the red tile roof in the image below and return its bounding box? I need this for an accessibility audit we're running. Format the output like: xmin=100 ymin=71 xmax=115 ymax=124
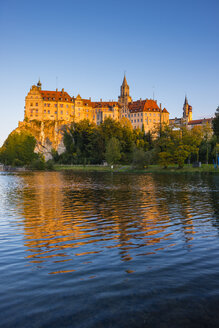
xmin=188 ymin=118 xmax=212 ymax=125
xmin=128 ymin=99 xmax=169 ymax=113
xmin=40 ymin=90 xmax=72 ymax=102
xmin=93 ymin=101 xmax=121 ymax=109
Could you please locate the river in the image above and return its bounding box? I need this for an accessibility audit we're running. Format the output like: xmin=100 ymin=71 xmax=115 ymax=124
xmin=0 ymin=171 xmax=219 ymax=327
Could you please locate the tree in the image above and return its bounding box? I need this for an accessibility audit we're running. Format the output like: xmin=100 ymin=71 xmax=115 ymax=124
xmin=132 ymin=148 xmax=154 ymax=169
xmin=212 ymin=106 xmax=219 ymax=139
xmin=105 ymin=137 xmax=121 ymax=165
xmin=158 ymin=151 xmax=174 ymax=168
xmin=0 ymin=131 xmax=37 ymax=166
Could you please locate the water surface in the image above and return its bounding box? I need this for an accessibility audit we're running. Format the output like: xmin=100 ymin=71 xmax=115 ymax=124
xmin=0 ymin=171 xmax=219 ymax=327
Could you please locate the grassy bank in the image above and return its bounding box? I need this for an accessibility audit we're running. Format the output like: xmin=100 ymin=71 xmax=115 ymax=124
xmin=54 ymin=164 xmax=219 ymax=174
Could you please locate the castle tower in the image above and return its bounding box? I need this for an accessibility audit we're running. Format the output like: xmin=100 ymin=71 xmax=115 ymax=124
xmin=183 ymin=96 xmax=192 ymax=123
xmin=118 ymin=74 xmax=132 ymax=105
xmin=37 ymin=79 xmax=42 ymax=90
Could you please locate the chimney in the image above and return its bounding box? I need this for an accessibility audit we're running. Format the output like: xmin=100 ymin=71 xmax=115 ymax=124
xmin=89 ymin=97 xmax=91 ymax=101
xmin=100 ymin=98 xmax=102 ymax=102
xmin=56 ymin=88 xmax=58 ymax=92
xmin=160 ymin=103 xmax=162 ymax=110
xmin=62 ymin=88 xmax=64 ymax=93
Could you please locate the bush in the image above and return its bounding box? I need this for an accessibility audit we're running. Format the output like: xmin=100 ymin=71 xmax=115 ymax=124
xmin=45 ymin=160 xmax=54 ymax=170
xmin=30 ymin=158 xmax=46 ymax=170
xmin=132 ymin=148 xmax=153 ymax=169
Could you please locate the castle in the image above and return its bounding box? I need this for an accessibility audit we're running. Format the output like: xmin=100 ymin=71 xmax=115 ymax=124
xmin=24 ymin=76 xmax=169 ymax=133
xmin=169 ymin=96 xmax=213 ymax=129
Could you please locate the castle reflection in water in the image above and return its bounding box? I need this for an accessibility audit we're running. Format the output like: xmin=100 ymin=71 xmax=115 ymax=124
xmin=11 ymin=171 xmax=217 ymax=271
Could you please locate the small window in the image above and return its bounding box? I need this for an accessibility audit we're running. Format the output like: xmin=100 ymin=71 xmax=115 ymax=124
xmin=61 ymin=110 xmax=63 ymax=114
xmin=47 ymin=104 xmax=50 ymax=107
xmin=36 ymin=103 xmax=38 ymax=106
xmin=44 ymin=110 xmax=46 ymax=113
xmin=55 ymin=104 xmax=57 ymax=108
xmin=48 ymin=110 xmax=50 ymax=114
xmin=60 ymin=104 xmax=63 ymax=108
xmin=44 ymin=103 xmax=46 ymax=107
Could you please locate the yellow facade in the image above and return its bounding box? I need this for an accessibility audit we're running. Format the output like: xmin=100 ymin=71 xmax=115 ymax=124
xmin=24 ymin=79 xmax=169 ymax=133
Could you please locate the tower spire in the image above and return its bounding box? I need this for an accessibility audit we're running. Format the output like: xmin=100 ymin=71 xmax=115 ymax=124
xmin=37 ymin=78 xmax=42 ymax=90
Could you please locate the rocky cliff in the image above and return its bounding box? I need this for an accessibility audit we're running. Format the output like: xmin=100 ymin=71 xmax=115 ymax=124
xmin=15 ymin=120 xmax=69 ymax=160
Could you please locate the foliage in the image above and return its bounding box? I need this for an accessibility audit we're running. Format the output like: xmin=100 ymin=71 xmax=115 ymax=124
xmin=132 ymin=148 xmax=154 ymax=169
xmin=105 ymin=137 xmax=121 ymax=165
xmin=212 ymin=106 xmax=219 ymax=139
xmin=36 ymin=117 xmax=217 ymax=169
xmin=0 ymin=131 xmax=37 ymax=166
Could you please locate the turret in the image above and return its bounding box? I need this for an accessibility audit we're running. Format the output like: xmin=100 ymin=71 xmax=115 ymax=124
xmin=183 ymin=95 xmax=192 ymax=122
xmin=118 ymin=74 xmax=132 ymax=105
xmin=37 ymin=79 xmax=42 ymax=90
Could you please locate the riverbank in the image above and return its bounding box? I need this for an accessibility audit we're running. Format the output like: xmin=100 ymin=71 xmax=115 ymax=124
xmin=54 ymin=164 xmax=219 ymax=174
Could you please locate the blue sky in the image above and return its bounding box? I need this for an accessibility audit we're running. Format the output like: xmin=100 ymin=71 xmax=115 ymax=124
xmin=0 ymin=0 xmax=218 ymax=146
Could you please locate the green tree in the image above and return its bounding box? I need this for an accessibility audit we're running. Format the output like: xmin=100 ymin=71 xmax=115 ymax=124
xmin=212 ymin=106 xmax=219 ymax=139
xmin=132 ymin=148 xmax=154 ymax=169
xmin=105 ymin=137 xmax=121 ymax=165
xmin=0 ymin=131 xmax=37 ymax=166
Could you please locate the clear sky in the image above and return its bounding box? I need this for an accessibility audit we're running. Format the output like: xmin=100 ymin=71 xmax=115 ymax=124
xmin=0 ymin=0 xmax=218 ymax=146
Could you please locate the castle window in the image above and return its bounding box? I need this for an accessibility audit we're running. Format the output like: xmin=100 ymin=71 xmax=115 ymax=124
xmin=61 ymin=110 xmax=63 ymax=114
xmin=137 ymin=119 xmax=139 ymax=122
xmin=60 ymin=104 xmax=63 ymax=108
xmin=149 ymin=113 xmax=151 ymax=116
xmin=36 ymin=109 xmax=38 ymax=113
xmin=44 ymin=103 xmax=46 ymax=107
xmin=35 ymin=103 xmax=38 ymax=106
xmin=55 ymin=104 xmax=57 ymax=108
xmin=47 ymin=104 xmax=50 ymax=107
xmin=48 ymin=110 xmax=50 ymax=114
xmin=44 ymin=110 xmax=46 ymax=113
xmin=66 ymin=104 xmax=69 ymax=108
xmin=55 ymin=111 xmax=57 ymax=114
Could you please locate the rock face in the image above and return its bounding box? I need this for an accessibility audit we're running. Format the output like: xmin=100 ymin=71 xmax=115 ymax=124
xmin=16 ymin=120 xmax=68 ymax=161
